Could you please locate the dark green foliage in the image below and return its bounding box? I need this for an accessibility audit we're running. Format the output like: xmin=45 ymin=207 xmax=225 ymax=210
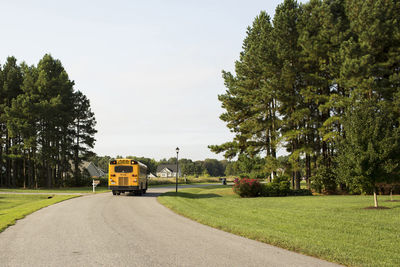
xmin=202 ymin=159 xmax=226 ymax=177
xmin=232 ymin=175 xmax=312 ymax=198
xmin=261 ymin=176 xmax=312 ymax=197
xmin=93 ymin=155 xmax=228 ymax=178
xmin=0 ymin=54 xmax=97 ymax=188
xmin=261 ymin=182 xmax=312 ymax=197
xmin=261 ymin=182 xmax=289 ymax=197
xmin=225 ymin=154 xmax=266 ymax=178
xmin=72 ymin=91 xmax=97 ymax=185
xmin=310 ymin=165 xmax=337 ymax=193
xmin=211 ymin=0 xmax=400 ymax=197
xmin=335 ymin=100 xmax=400 ymax=194
xmin=209 ymin=10 xmax=279 ymax=161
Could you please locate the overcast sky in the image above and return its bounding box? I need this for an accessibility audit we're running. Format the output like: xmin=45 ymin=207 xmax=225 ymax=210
xmin=0 ymin=0 xmax=291 ymax=161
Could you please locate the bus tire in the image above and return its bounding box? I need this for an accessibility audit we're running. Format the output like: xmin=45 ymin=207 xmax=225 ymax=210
xmin=136 ymin=190 xmax=142 ymax=196
xmin=112 ymin=190 xmax=116 ymax=195
xmin=142 ymin=189 xmax=146 ymax=194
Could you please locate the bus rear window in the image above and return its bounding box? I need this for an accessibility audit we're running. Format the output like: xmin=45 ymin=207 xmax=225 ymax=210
xmin=115 ymin=166 xmax=133 ymax=173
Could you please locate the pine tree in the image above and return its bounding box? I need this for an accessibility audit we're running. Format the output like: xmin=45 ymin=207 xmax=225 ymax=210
xmin=209 ymin=11 xmax=280 ymax=166
xmin=71 ymin=90 xmax=97 ymax=185
xmin=273 ymin=0 xmax=304 ymax=189
xmin=341 ymin=0 xmax=400 ymax=101
xmin=35 ymin=54 xmax=75 ymax=187
xmin=0 ymin=57 xmax=23 ymax=187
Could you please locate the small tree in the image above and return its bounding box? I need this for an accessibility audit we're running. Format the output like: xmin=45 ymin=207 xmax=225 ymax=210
xmin=336 ymin=100 xmax=400 ymax=207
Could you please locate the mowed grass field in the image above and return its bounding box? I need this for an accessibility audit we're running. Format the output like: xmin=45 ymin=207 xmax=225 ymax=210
xmin=0 ymin=194 xmax=78 ymax=232
xmin=0 ymin=186 xmax=110 ymax=193
xmin=158 ymin=186 xmax=400 ymax=266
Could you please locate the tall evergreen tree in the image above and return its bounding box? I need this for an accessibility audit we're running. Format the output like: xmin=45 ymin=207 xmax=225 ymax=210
xmin=209 ymin=11 xmax=279 ymax=168
xmin=35 ymin=54 xmax=75 ymax=187
xmin=341 ymin=0 xmax=400 ymax=101
xmin=273 ymin=0 xmax=305 ymax=189
xmin=0 ymin=57 xmax=23 ymax=187
xmin=71 ymin=90 xmax=97 ymax=185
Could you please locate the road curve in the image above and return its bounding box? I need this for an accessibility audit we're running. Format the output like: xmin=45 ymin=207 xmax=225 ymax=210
xmin=0 ymin=186 xmax=340 ymax=267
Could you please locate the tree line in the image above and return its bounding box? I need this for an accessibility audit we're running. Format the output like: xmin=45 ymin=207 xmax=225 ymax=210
xmin=0 ymin=54 xmax=97 ymax=188
xmin=210 ymin=0 xmax=400 ymax=198
xmin=90 ymin=155 xmax=230 ymax=177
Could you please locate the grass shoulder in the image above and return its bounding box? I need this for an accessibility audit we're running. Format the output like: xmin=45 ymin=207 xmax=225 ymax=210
xmin=158 ymin=186 xmax=400 ymax=266
xmin=149 ymin=182 xmax=221 ymax=188
xmin=0 ymin=186 xmax=110 ymax=194
xmin=0 ymin=194 xmax=78 ymax=232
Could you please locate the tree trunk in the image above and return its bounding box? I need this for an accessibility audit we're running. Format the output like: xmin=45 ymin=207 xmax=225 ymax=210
xmin=292 ymin=171 xmax=295 ymax=189
xmin=33 ymin=160 xmax=37 ymax=189
xmin=306 ymin=153 xmax=311 ymax=190
xmin=12 ymin=158 xmax=17 ymax=187
xmin=47 ymin=164 xmax=52 ymax=188
xmin=6 ymin=132 xmax=11 ymax=187
xmin=373 ymin=188 xmax=378 ymax=208
xmin=23 ymin=157 xmax=26 ymax=189
xmin=295 ymin=171 xmax=301 ymax=190
xmin=74 ymin=121 xmax=80 ymax=186
xmin=390 ymin=188 xmax=393 ymax=201
xmin=0 ymin=144 xmax=3 ymax=187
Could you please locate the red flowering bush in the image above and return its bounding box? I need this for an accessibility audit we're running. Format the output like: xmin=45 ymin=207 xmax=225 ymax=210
xmin=233 ymin=178 xmax=262 ymax=197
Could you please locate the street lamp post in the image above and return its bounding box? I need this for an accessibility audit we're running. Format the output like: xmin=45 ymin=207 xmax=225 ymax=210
xmin=176 ymin=147 xmax=179 ymax=193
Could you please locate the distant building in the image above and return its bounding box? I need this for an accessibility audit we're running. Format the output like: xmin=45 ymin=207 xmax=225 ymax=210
xmin=156 ymin=164 xmax=181 ymax=178
xmin=148 ymin=172 xmax=157 ymax=178
xmin=82 ymin=162 xmax=106 ymax=178
xmin=70 ymin=161 xmax=106 ymax=178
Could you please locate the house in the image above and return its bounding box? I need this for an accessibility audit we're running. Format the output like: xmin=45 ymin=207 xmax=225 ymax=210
xmin=148 ymin=172 xmax=157 ymax=178
xmin=70 ymin=161 xmax=106 ymax=178
xmin=156 ymin=164 xmax=181 ymax=178
xmin=82 ymin=162 xmax=106 ymax=178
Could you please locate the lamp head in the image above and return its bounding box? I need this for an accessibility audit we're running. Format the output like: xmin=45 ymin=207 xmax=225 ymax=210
xmin=176 ymin=147 xmax=180 ymax=153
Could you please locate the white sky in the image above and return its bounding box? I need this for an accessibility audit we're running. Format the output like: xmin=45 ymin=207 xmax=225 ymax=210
xmin=0 ymin=0 xmax=291 ymax=161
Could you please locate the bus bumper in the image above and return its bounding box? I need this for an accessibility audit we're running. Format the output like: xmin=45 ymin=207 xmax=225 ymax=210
xmin=109 ymin=186 xmax=139 ymax=191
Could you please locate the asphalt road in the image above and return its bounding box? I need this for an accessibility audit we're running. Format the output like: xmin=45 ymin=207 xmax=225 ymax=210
xmin=0 ymin=186 xmax=340 ymax=267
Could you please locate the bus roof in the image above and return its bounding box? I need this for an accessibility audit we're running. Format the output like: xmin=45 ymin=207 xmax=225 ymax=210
xmin=110 ymin=159 xmax=147 ymax=169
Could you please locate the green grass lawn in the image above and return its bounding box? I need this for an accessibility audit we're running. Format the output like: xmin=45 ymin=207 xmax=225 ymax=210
xmin=148 ymin=177 xmax=224 ymax=186
xmin=149 ymin=182 xmax=222 ymax=188
xmin=0 ymin=186 xmax=110 ymax=193
xmin=0 ymin=194 xmax=78 ymax=232
xmin=158 ymin=186 xmax=400 ymax=267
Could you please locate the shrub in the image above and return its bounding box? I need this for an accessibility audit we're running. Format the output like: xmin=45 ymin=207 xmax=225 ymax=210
xmin=273 ymin=174 xmax=291 ymax=184
xmin=278 ymin=180 xmax=291 ymax=195
xmin=249 ymin=171 xmax=268 ymax=179
xmin=261 ymin=181 xmax=290 ymax=197
xmin=261 ymin=183 xmax=279 ymax=197
xmin=261 ymin=181 xmax=311 ymax=197
xmin=291 ymin=189 xmax=313 ymax=196
xmin=233 ymin=177 xmax=312 ymax=198
xmin=311 ymin=166 xmax=337 ymax=194
xmin=233 ymin=178 xmax=262 ymax=197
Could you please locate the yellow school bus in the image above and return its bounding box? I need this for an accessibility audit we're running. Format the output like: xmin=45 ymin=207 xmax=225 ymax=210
xmin=108 ymin=159 xmax=148 ymax=195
